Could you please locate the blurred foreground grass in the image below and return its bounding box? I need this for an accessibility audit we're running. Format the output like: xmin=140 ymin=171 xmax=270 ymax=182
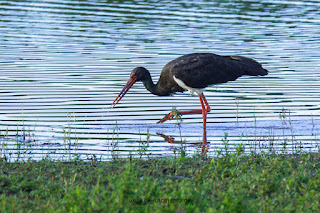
xmin=1 ymin=152 xmax=320 ymax=212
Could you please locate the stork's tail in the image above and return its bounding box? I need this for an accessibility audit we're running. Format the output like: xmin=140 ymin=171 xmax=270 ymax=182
xmin=253 ymin=67 xmax=268 ymax=76
xmin=233 ymin=55 xmax=268 ymax=76
xmin=248 ymin=67 xmax=268 ymax=76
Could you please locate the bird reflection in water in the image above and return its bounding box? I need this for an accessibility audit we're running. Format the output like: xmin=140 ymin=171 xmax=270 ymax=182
xmin=157 ymin=132 xmax=210 ymax=154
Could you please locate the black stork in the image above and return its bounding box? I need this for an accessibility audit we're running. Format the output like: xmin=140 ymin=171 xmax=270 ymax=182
xmin=112 ymin=53 xmax=268 ymax=144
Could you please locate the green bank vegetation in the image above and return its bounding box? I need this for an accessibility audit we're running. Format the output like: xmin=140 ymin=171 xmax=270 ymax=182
xmin=1 ymin=152 xmax=320 ymax=212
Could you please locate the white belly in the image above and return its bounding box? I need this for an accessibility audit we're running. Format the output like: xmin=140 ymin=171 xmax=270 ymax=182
xmin=173 ymin=76 xmax=203 ymax=95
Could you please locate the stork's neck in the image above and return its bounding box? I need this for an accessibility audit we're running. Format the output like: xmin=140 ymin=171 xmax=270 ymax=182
xmin=141 ymin=71 xmax=165 ymax=96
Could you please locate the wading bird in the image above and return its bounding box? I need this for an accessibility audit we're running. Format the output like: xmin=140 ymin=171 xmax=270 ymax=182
xmin=112 ymin=53 xmax=268 ymax=144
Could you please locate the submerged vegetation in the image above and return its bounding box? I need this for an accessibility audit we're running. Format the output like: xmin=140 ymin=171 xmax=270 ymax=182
xmin=1 ymin=152 xmax=320 ymax=212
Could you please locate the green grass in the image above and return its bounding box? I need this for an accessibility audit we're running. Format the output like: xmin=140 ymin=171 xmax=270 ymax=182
xmin=1 ymin=152 xmax=320 ymax=212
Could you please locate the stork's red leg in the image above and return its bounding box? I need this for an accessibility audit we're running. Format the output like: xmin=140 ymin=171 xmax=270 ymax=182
xmin=157 ymin=93 xmax=211 ymax=124
xmin=200 ymin=93 xmax=211 ymax=113
xmin=157 ymin=93 xmax=211 ymax=152
xmin=157 ymin=109 xmax=204 ymax=123
xmin=157 ymin=93 xmax=211 ymax=145
xmin=198 ymin=94 xmax=207 ymax=144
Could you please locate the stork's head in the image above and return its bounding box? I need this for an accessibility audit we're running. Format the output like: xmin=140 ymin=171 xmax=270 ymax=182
xmin=112 ymin=67 xmax=149 ymax=107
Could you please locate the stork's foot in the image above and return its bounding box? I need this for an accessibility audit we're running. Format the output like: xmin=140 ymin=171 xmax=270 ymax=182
xmin=157 ymin=108 xmax=211 ymax=124
xmin=157 ymin=111 xmax=180 ymax=123
xmin=157 ymin=108 xmax=181 ymax=123
xmin=157 ymin=112 xmax=174 ymax=123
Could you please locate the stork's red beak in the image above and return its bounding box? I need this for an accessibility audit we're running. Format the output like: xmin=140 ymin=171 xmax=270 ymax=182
xmin=112 ymin=74 xmax=137 ymax=107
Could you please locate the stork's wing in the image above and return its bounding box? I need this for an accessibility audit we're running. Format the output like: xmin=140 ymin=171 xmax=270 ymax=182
xmin=166 ymin=53 xmax=267 ymax=89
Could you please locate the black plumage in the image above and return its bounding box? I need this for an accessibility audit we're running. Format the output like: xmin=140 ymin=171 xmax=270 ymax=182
xmin=155 ymin=53 xmax=268 ymax=95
